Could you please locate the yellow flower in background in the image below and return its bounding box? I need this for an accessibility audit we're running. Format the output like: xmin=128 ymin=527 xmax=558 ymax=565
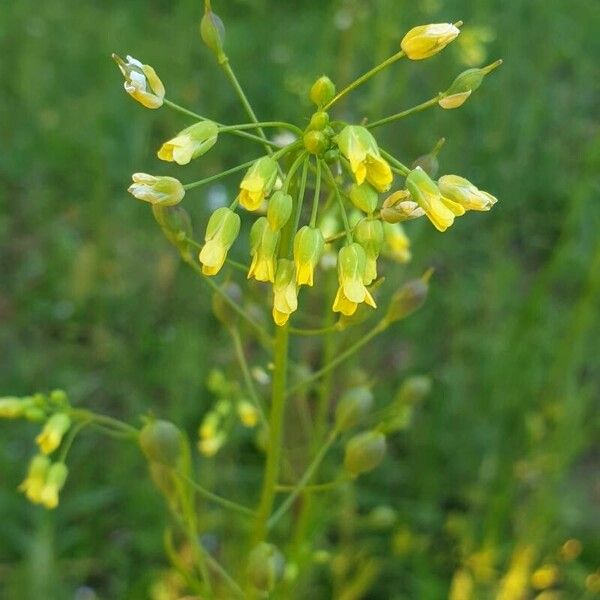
xmin=35 ymin=413 xmax=71 ymax=455
xmin=382 ymin=222 xmax=412 ymax=264
xmin=112 ymin=54 xmax=165 ymax=109
xmin=19 ymin=454 xmax=51 ymax=504
xmin=337 ymin=126 xmax=393 ymax=192
xmin=401 ymin=23 xmax=461 ymax=60
xmin=293 ymin=226 xmax=325 ymax=286
xmin=438 ymin=175 xmax=498 ymax=211
xmin=272 ymin=259 xmax=298 ymax=326
xmin=199 ymin=207 xmax=241 ymax=276
xmin=39 ymin=462 xmax=69 ymax=509
xmin=496 ymin=544 xmax=536 ymax=600
xmin=406 ymin=167 xmax=465 ymax=232
xmin=449 ymin=569 xmax=474 ymax=600
xmin=333 ymin=243 xmax=376 ymax=316
xmin=248 ymin=217 xmax=280 ymax=283
xmin=237 ymin=401 xmax=259 ymax=428
xmin=157 ymin=121 xmax=219 ymax=165
xmin=128 ymin=174 xmax=185 ymax=206
xmin=239 ymin=156 xmax=279 ymax=211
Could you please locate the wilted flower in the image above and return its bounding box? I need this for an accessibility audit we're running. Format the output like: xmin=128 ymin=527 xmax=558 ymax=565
xmin=128 ymin=174 xmax=185 ymax=206
xmin=401 ymin=23 xmax=461 ymax=60
xmin=239 ymin=156 xmax=279 ymax=211
xmin=272 ymin=259 xmax=298 ymax=326
xmin=337 ymin=126 xmax=393 ymax=192
xmin=406 ymin=167 xmax=465 ymax=232
xmin=199 ymin=207 xmax=241 ymax=276
xmin=157 ymin=121 xmax=219 ymax=165
xmin=438 ymin=175 xmax=498 ymax=211
xmin=248 ymin=217 xmax=280 ymax=283
xmin=112 ymin=54 xmax=165 ymax=109
xmin=36 ymin=413 xmax=71 ymax=455
xmin=332 ymin=243 xmax=377 ymax=316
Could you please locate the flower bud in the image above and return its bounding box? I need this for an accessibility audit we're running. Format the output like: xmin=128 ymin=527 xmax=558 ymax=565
xmin=239 ymin=156 xmax=279 ymax=211
xmin=382 ymin=222 xmax=412 ymax=263
xmin=128 ymin=173 xmax=185 ymax=207
xmin=272 ymin=259 xmax=298 ymax=326
xmin=199 ymin=207 xmax=241 ymax=276
xmin=308 ymin=111 xmax=330 ymax=131
xmin=267 ymin=191 xmax=293 ymax=231
xmin=332 ymin=243 xmax=377 ymax=316
xmin=293 ymin=226 xmax=325 ymax=287
xmin=39 ymin=462 xmax=69 ymax=510
xmin=24 ymin=407 xmax=47 ymax=422
xmin=35 ymin=413 xmax=71 ymax=455
xmin=349 ymin=182 xmax=379 ymax=214
xmin=401 ymin=23 xmax=461 ymax=60
xmin=337 ymin=126 xmax=392 ymax=192
xmin=344 ymin=430 xmax=386 ymax=476
xmin=237 ymin=400 xmax=259 ymax=428
xmin=0 ymin=397 xmax=29 ymax=419
xmin=309 ymin=76 xmax=336 ymax=107
xmin=112 ymin=53 xmax=165 ymax=109
xmin=247 ymin=542 xmax=285 ymax=593
xmin=439 ymin=60 xmax=502 ymax=109
xmin=335 ymin=386 xmax=374 ymax=432
xmin=200 ymin=0 xmax=226 ymax=61
xmin=385 ymin=270 xmax=432 ymax=324
xmin=438 ymin=175 xmax=498 ymax=211
xmin=139 ymin=419 xmax=183 ymax=467
xmin=157 ymin=121 xmax=219 ymax=165
xmin=354 ymin=218 xmax=384 ymax=285
xmin=19 ymin=454 xmax=51 ymax=504
xmin=248 ymin=217 xmax=280 ymax=283
xmin=397 ymin=376 xmax=432 ymax=404
xmin=212 ymin=281 xmax=242 ymax=326
xmin=303 ymin=130 xmax=329 ymax=155
xmin=406 ymin=167 xmax=464 ymax=232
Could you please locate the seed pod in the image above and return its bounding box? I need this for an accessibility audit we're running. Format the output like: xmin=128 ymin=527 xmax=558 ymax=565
xmin=335 ymin=386 xmax=374 ymax=432
xmin=200 ymin=1 xmax=226 ymax=61
xmin=344 ymin=430 xmax=386 ymax=476
xmin=411 ymin=138 xmax=445 ymax=178
xmin=247 ymin=542 xmax=285 ymax=593
xmin=139 ymin=419 xmax=183 ymax=467
xmin=309 ymin=76 xmax=336 ymax=107
xmin=385 ymin=270 xmax=432 ymax=324
xmin=152 ymin=205 xmax=194 ymax=258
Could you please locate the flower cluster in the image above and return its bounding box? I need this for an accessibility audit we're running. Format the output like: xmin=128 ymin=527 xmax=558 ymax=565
xmin=118 ymin=17 xmax=500 ymax=328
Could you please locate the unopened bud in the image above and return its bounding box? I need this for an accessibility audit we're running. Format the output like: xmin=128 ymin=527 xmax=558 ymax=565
xmin=344 ymin=430 xmax=386 ymax=476
xmin=139 ymin=419 xmax=183 ymax=467
xmin=385 ymin=269 xmax=432 ymax=324
xmin=335 ymin=386 xmax=374 ymax=432
xmin=303 ymin=130 xmax=329 ymax=155
xmin=349 ymin=182 xmax=378 ymax=214
xmin=247 ymin=542 xmax=285 ymax=593
xmin=398 ymin=376 xmax=432 ymax=404
xmin=267 ymin=191 xmax=293 ymax=231
xmin=36 ymin=413 xmax=71 ymax=455
xmin=200 ymin=0 xmax=226 ymax=61
xmin=401 ymin=23 xmax=461 ymax=61
xmin=308 ymin=111 xmax=330 ymax=131
xmin=309 ymin=75 xmax=336 ymax=107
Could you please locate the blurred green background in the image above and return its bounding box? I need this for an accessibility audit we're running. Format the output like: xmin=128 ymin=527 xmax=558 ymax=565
xmin=1 ymin=0 xmax=599 ymax=598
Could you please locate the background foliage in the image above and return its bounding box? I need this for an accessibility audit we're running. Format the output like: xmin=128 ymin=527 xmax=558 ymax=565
xmin=1 ymin=0 xmax=599 ymax=598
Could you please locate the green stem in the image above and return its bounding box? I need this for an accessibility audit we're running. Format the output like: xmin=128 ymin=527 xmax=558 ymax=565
xmin=275 ymin=478 xmax=348 ymax=493
xmin=58 ymin=420 xmax=90 ymax=462
xmin=286 ymin=158 xmax=309 ymax=256
xmin=183 ymin=157 xmax=260 ymax=191
xmin=283 ymin=151 xmax=308 ymax=193
xmin=70 ymin=409 xmax=139 ymax=437
xmin=229 ymin=326 xmax=267 ymax=427
xmin=288 ymin=324 xmax=339 ymax=337
xmin=287 ymin=320 xmax=387 ymax=397
xmin=176 ymin=471 xmax=255 ymax=517
xmin=366 ymin=94 xmax=444 ymax=129
xmin=267 ymin=430 xmax=338 ymax=530
xmin=219 ymin=122 xmax=302 ymax=136
xmin=323 ymin=161 xmax=352 ymax=243
xmin=323 ymin=50 xmax=406 ymax=110
xmin=163 ymin=98 xmax=279 ymax=148
xmin=379 ymin=149 xmax=411 ymax=176
xmin=309 ymin=158 xmax=322 ymax=227
xmin=253 ymin=324 xmax=290 ymax=543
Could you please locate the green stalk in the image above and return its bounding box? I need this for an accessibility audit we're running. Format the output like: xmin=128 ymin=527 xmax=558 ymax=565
xmin=219 ymin=121 xmax=302 ymax=136
xmin=309 ymin=158 xmax=322 ymax=227
xmin=366 ymin=94 xmax=444 ymax=129
xmin=322 ymin=161 xmax=353 ymax=243
xmin=379 ymin=149 xmax=411 ymax=176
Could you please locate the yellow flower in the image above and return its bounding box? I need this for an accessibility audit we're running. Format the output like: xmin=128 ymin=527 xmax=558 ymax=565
xmin=266 ymin=191 xmax=293 ymax=231
xmin=237 ymin=401 xmax=259 ymax=428
xmin=406 ymin=167 xmax=465 ymax=232
xmin=382 ymin=222 xmax=412 ymax=264
xmin=19 ymin=454 xmax=51 ymax=504
xmin=112 ymin=54 xmax=165 ymax=109
xmin=293 ymin=226 xmax=325 ymax=286
xmin=35 ymin=413 xmax=71 ymax=455
xmin=272 ymin=259 xmax=298 ymax=326
xmin=128 ymin=173 xmax=185 ymax=206
xmin=401 ymin=23 xmax=461 ymax=60
xmin=439 ymin=90 xmax=472 ymax=109
xmin=39 ymin=462 xmax=69 ymax=510
xmin=337 ymin=126 xmax=393 ymax=192
xmin=381 ymin=191 xmax=425 ymax=224
xmin=438 ymin=175 xmax=498 ymax=211
xmin=248 ymin=217 xmax=280 ymax=283
xmin=0 ymin=397 xmax=28 ymax=419
xmin=354 ymin=218 xmax=384 ymax=285
xmin=449 ymin=569 xmax=474 ymax=600
xmin=332 ymin=243 xmax=377 ymax=316
xmin=239 ymin=156 xmax=279 ymax=211
xmin=349 ymin=182 xmax=379 ymax=214
xmin=199 ymin=207 xmax=241 ymax=276
xmin=157 ymin=121 xmax=219 ymax=165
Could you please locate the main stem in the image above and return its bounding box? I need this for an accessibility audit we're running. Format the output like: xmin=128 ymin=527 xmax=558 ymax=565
xmin=253 ymin=323 xmax=290 ymax=543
